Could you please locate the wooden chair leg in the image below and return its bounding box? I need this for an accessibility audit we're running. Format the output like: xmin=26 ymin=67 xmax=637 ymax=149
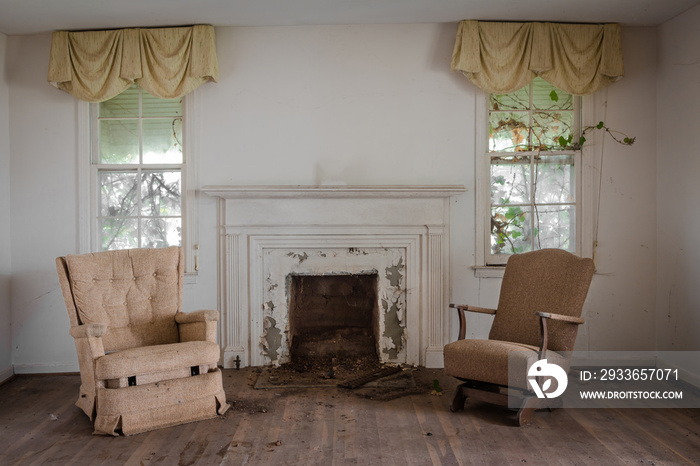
xmin=450 ymin=383 xmax=467 ymax=412
xmin=516 ymin=397 xmax=540 ymax=426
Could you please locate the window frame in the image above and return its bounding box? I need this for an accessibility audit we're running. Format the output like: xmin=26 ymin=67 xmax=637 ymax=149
xmin=474 ymin=87 xmax=596 ymax=277
xmin=78 ymin=90 xmax=199 ymax=281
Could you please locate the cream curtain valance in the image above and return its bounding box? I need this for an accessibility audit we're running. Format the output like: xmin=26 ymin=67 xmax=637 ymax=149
xmin=451 ymin=20 xmax=624 ymax=95
xmin=47 ymin=25 xmax=219 ymax=102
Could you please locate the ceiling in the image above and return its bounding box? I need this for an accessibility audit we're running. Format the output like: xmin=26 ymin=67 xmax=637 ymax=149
xmin=1 ymin=0 xmax=699 ymax=36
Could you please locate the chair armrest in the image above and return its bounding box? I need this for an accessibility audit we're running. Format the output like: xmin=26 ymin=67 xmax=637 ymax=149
xmin=449 ymin=304 xmax=497 ymax=315
xmin=68 ymin=324 xmax=106 ymax=368
xmin=449 ymin=304 xmax=497 ymax=340
xmin=536 ymin=312 xmax=585 ymax=359
xmin=536 ymin=312 xmax=585 ymax=325
xmin=69 ymin=323 xmax=108 ymax=339
xmin=175 ymin=310 xmax=219 ymax=324
xmin=176 ymin=310 xmax=219 ymax=343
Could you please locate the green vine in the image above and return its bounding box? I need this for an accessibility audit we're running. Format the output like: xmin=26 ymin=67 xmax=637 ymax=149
xmin=490 ymin=87 xmax=635 ymax=255
xmin=556 ymin=120 xmax=635 ymax=151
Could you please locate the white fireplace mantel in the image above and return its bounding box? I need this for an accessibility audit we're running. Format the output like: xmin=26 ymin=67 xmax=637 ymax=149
xmin=202 ymin=185 xmax=467 ymax=369
xmin=201 ymin=184 xmax=466 ymax=199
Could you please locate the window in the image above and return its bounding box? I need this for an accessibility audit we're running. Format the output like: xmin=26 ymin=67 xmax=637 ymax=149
xmin=92 ymin=85 xmax=184 ymax=251
xmin=476 ymin=78 xmax=586 ymax=269
xmin=80 ymin=85 xmax=198 ymax=278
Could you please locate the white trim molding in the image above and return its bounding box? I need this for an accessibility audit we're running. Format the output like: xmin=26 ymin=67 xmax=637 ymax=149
xmin=0 ymin=366 xmax=14 ymax=384
xmin=13 ymin=362 xmax=79 ymax=374
xmin=203 ymin=185 xmax=466 ymax=369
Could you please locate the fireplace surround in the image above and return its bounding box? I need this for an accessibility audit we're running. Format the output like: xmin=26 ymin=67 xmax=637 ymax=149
xmin=202 ymin=185 xmax=466 ymax=368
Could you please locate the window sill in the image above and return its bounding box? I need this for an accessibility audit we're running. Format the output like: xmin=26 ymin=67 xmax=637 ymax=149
xmin=473 ymin=266 xmax=505 ymax=278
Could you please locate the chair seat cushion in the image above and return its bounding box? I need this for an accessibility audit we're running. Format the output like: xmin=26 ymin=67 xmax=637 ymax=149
xmin=443 ymin=339 xmax=569 ymax=390
xmin=96 ymin=341 xmax=220 ymax=380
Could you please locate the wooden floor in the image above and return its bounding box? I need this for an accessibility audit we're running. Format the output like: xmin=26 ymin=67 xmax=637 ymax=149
xmin=1 ymin=368 xmax=699 ymax=465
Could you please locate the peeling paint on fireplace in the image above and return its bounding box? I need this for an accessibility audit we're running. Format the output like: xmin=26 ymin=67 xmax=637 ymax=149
xmin=286 ymin=252 xmax=309 ymax=263
xmin=380 ymin=295 xmax=404 ymax=359
xmin=262 ymin=316 xmax=283 ymax=363
xmin=385 ymin=257 xmax=404 ymax=287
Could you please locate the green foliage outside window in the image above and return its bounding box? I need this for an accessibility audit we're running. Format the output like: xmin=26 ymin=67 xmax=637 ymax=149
xmin=488 ymin=78 xmax=633 ymax=257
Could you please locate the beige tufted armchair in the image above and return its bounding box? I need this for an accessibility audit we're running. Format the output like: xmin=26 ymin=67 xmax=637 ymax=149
xmin=55 ymin=247 xmax=229 ymax=436
xmin=444 ymin=249 xmax=594 ymax=426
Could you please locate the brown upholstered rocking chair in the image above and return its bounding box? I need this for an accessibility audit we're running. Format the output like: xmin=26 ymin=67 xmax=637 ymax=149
xmin=444 ymin=249 xmax=594 ymax=426
xmin=56 ymin=247 xmax=229 ymax=436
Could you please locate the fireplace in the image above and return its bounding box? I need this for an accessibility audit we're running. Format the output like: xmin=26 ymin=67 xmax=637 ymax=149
xmin=202 ymin=185 xmax=466 ymax=368
xmin=259 ymin=246 xmax=407 ymax=366
xmin=288 ymin=273 xmax=379 ymax=363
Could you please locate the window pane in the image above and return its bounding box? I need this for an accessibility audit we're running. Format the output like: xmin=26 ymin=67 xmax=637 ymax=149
xmin=99 ymin=86 xmax=138 ymax=118
xmin=491 ymin=155 xmax=531 ymax=205
xmin=490 ymin=85 xmax=529 ymax=111
xmin=535 ymin=205 xmax=575 ymax=251
xmin=140 ymin=171 xmax=182 ymax=216
xmin=532 ymin=110 xmax=574 ymax=149
xmin=99 ymin=120 xmax=139 ymax=164
xmin=534 ymin=155 xmax=575 ymax=204
xmin=142 ymin=118 xmax=183 ymax=164
xmin=99 ymin=171 xmax=138 ymax=217
xmin=489 ymin=112 xmax=530 ymax=152
xmin=141 ymin=218 xmax=181 ymax=248
xmin=491 ymin=206 xmax=532 ymax=255
xmin=142 ymin=93 xmax=182 ymax=117
xmin=532 ymin=78 xmax=573 ymax=111
xmin=101 ymin=218 xmax=139 ymax=250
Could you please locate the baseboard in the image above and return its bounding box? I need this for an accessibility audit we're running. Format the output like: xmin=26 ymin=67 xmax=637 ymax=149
xmin=424 ymin=347 xmax=445 ymax=368
xmin=0 ymin=366 xmax=14 ymax=385
xmin=13 ymin=362 xmax=79 ymax=374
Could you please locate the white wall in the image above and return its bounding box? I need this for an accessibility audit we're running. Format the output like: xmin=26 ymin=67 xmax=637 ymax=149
xmin=7 ymin=33 xmax=80 ymax=373
xmin=0 ymin=33 xmax=13 ymax=381
xmin=191 ymin=23 xmax=477 ymax=323
xmin=575 ymin=27 xmax=659 ymax=351
xmin=656 ymin=4 xmax=700 ymax=352
xmin=4 ymin=23 xmax=677 ymax=372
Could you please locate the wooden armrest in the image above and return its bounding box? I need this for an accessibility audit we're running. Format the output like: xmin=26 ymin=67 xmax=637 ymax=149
xmin=536 ymin=312 xmax=585 ymax=359
xmin=449 ymin=304 xmax=497 ymax=315
xmin=450 ymin=304 xmax=496 ymax=341
xmin=69 ymin=323 xmax=107 ymax=339
xmin=536 ymin=312 xmax=584 ymax=325
xmin=175 ymin=310 xmax=219 ymax=324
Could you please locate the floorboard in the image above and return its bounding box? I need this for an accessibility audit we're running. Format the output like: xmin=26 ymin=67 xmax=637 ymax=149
xmin=0 ymin=368 xmax=698 ymax=465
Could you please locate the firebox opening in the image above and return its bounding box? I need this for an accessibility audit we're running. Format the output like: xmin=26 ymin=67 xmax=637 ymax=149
xmin=288 ymin=273 xmax=379 ymax=366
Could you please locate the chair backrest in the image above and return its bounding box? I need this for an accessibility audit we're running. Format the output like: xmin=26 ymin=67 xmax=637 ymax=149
xmin=56 ymin=247 xmax=183 ymax=352
xmin=488 ymin=249 xmax=595 ymax=352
